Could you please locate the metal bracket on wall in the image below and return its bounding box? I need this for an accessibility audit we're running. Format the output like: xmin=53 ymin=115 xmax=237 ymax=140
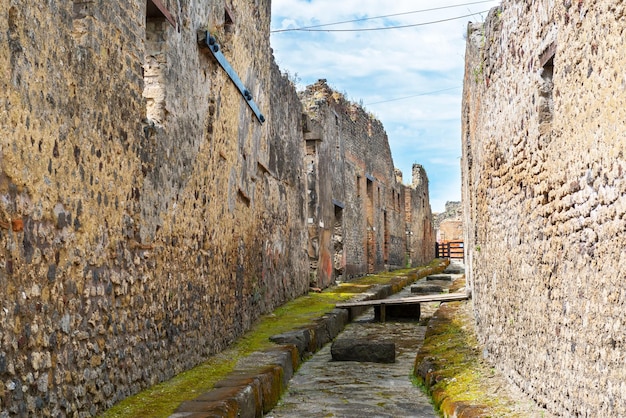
xmin=198 ymin=31 xmax=265 ymax=124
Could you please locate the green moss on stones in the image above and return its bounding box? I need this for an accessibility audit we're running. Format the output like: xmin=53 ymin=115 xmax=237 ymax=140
xmin=413 ymin=275 xmax=533 ymax=417
xmin=103 ymin=260 xmax=447 ymax=417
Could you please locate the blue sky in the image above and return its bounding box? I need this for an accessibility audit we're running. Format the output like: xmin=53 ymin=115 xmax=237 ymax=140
xmin=270 ymin=0 xmax=500 ymax=213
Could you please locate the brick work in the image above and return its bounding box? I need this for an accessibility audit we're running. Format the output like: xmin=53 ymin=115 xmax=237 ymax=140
xmin=0 ymin=2 xmax=434 ymax=415
xmin=462 ymin=2 xmax=626 ymax=415
xmin=300 ymin=81 xmax=435 ymax=285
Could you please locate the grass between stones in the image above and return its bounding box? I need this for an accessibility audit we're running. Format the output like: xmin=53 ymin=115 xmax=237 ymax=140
xmin=413 ymin=277 xmax=540 ymax=417
xmin=102 ymin=259 xmax=447 ymax=418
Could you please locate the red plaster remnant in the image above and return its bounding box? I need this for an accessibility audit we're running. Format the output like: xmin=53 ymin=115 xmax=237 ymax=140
xmin=11 ymin=219 xmax=23 ymax=232
xmin=0 ymin=219 xmax=23 ymax=231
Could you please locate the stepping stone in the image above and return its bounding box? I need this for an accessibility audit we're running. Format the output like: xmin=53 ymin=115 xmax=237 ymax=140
xmin=444 ymin=266 xmax=465 ymax=274
xmin=411 ymin=284 xmax=443 ymax=294
xmin=426 ymin=274 xmax=452 ymax=281
xmin=331 ymin=339 xmax=395 ymax=363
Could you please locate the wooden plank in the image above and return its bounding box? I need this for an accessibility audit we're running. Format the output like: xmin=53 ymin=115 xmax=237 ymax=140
xmin=336 ymin=292 xmax=469 ymax=309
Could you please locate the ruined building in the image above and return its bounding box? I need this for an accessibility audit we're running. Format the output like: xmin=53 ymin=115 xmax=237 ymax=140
xmin=300 ymin=81 xmax=435 ymax=287
xmin=434 ymin=201 xmax=463 ymax=243
xmin=462 ymin=1 xmax=626 ymax=415
xmin=0 ymin=0 xmax=434 ymax=415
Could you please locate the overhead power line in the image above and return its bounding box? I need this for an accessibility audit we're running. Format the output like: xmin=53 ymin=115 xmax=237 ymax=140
xmin=290 ymin=11 xmax=490 ymax=33
xmin=271 ymin=1 xmax=497 ymax=33
xmin=365 ymin=87 xmax=462 ymax=106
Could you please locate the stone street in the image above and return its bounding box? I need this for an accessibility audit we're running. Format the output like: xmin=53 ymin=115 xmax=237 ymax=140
xmin=266 ymin=275 xmax=454 ymax=418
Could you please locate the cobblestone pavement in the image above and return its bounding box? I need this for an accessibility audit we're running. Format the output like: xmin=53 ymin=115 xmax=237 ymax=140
xmin=267 ymin=279 xmax=452 ymax=418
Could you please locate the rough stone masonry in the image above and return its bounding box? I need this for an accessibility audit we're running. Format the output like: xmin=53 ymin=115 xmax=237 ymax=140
xmin=0 ymin=0 xmax=434 ymax=415
xmin=462 ymin=1 xmax=626 ymax=416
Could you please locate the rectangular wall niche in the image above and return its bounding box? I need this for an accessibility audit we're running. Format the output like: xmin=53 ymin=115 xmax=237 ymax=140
xmin=538 ymin=43 xmax=555 ymax=136
xmin=143 ymin=0 xmax=174 ymax=126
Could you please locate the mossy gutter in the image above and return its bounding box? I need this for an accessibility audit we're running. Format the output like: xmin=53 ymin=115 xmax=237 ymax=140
xmin=102 ymin=259 xmax=448 ymax=418
xmin=412 ymin=277 xmax=544 ymax=417
xmin=413 ymin=299 xmax=493 ymax=417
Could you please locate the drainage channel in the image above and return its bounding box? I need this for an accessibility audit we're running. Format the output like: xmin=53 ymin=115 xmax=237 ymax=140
xmin=266 ymin=274 xmax=460 ymax=418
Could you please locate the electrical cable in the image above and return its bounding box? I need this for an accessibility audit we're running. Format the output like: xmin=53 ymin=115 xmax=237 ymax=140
xmin=297 ymin=11 xmax=490 ymax=32
xmin=365 ymin=87 xmax=462 ymax=106
xmin=271 ymin=1 xmax=497 ymax=33
xmin=274 ymin=11 xmax=490 ymax=33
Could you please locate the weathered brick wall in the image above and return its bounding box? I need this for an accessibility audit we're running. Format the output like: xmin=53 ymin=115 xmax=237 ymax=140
xmin=0 ymin=1 xmax=308 ymax=415
xmin=462 ymin=2 xmax=626 ymax=415
xmin=300 ymin=81 xmax=435 ymax=284
xmin=406 ymin=165 xmax=436 ymax=266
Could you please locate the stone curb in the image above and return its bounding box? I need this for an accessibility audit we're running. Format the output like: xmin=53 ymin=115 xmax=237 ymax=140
xmin=170 ymin=263 xmax=448 ymax=418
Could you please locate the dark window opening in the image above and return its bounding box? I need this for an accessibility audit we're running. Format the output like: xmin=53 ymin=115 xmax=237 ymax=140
xmin=366 ymin=178 xmax=374 ymax=273
xmin=224 ymin=5 xmax=235 ymax=34
xmin=333 ymin=205 xmax=344 ymax=280
xmin=366 ymin=179 xmax=373 ymax=208
xmin=383 ymin=210 xmax=389 ymax=264
xmin=147 ymin=0 xmax=176 ymax=28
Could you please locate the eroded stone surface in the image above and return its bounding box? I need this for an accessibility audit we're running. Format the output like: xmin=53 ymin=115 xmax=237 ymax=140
xmin=462 ymin=2 xmax=626 ymax=415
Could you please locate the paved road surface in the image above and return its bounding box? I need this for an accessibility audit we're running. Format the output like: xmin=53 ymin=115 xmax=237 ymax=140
xmin=267 ymin=278 xmax=451 ymax=418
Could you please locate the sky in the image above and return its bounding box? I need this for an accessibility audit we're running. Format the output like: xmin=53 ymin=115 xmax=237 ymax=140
xmin=269 ymin=0 xmax=501 ymax=213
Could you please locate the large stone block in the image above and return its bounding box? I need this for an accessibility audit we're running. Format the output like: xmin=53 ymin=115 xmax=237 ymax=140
xmin=411 ymin=284 xmax=444 ymax=294
xmin=236 ymin=346 xmax=297 ymax=389
xmin=330 ymin=339 xmax=395 ymax=363
xmin=269 ymin=329 xmax=311 ymax=358
xmin=426 ymin=274 xmax=452 ymax=281
xmin=443 ymin=266 xmax=464 ymax=274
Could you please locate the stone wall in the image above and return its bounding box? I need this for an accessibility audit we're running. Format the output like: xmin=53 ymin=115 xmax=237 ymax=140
xmin=0 ymin=1 xmax=434 ymax=415
xmin=0 ymin=1 xmax=309 ymax=415
xmin=433 ymin=201 xmax=462 ymax=230
xmin=300 ymin=81 xmax=435 ymax=285
xmin=462 ymin=2 xmax=626 ymax=415
xmin=434 ymin=201 xmax=463 ymax=243
xmin=405 ymin=165 xmax=436 ymax=267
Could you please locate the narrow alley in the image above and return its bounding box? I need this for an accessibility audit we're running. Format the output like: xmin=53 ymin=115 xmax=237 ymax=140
xmin=266 ymin=267 xmax=465 ymax=417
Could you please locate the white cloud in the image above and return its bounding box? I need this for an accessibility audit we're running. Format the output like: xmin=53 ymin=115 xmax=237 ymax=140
xmin=271 ymin=0 xmax=500 ymax=212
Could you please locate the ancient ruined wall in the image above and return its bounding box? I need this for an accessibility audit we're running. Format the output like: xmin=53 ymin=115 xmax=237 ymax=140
xmin=406 ymin=165 xmax=436 ymax=266
xmin=434 ymin=201 xmax=463 ymax=244
xmin=437 ymin=220 xmax=463 ymax=243
xmin=300 ymin=81 xmax=434 ymax=285
xmin=0 ymin=0 xmax=308 ymax=415
xmin=462 ymin=2 xmax=626 ymax=415
xmin=433 ymin=201 xmax=462 ymax=230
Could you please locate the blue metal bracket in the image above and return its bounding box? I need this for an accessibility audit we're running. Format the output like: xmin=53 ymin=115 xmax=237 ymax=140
xmin=198 ymin=31 xmax=265 ymax=124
